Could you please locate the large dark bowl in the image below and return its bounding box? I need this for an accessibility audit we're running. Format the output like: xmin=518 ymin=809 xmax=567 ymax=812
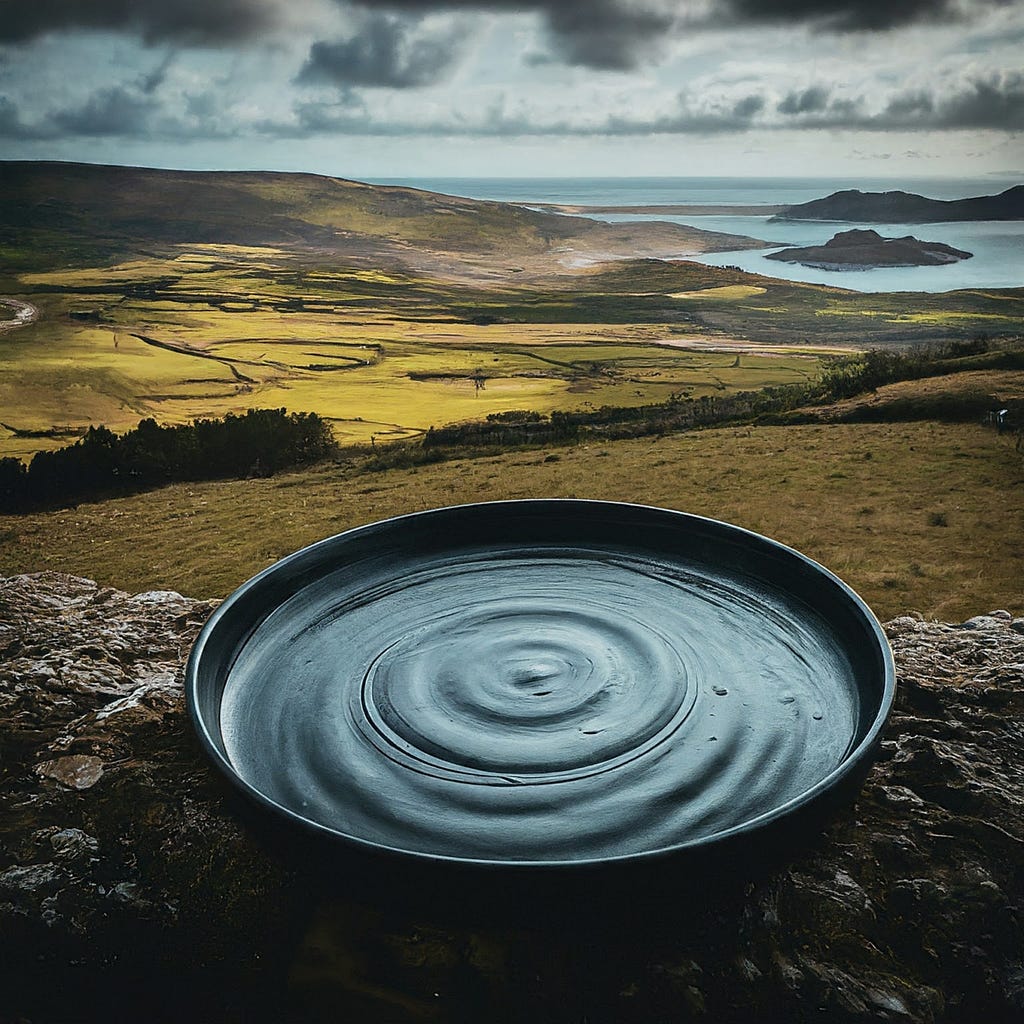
xmin=186 ymin=500 xmax=894 ymax=875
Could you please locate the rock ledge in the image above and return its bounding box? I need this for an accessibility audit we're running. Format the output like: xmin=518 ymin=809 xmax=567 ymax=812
xmin=2 ymin=573 xmax=1022 ymax=1023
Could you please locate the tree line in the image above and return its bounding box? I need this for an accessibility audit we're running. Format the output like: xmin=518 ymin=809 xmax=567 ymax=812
xmin=0 ymin=409 xmax=336 ymax=512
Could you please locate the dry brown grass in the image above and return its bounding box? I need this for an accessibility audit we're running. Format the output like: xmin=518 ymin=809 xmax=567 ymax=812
xmin=2 ymin=420 xmax=1021 ymax=622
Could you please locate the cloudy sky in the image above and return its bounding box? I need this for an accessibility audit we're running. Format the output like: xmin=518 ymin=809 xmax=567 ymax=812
xmin=1 ymin=0 xmax=1021 ymax=180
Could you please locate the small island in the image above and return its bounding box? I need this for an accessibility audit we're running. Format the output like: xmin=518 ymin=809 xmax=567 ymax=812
xmin=765 ymin=228 xmax=973 ymax=270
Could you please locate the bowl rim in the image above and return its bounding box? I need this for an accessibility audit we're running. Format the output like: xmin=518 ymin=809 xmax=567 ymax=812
xmin=185 ymin=498 xmax=896 ymax=870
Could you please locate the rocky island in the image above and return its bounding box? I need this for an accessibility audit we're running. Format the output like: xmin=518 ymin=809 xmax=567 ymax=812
xmin=766 ymin=229 xmax=973 ymax=270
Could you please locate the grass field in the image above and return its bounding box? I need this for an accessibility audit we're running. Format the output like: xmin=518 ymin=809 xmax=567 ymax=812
xmin=1 ymin=245 xmax=832 ymax=459
xmin=5 ymin=241 xmax=1022 ymax=461
xmin=2 ymin=419 xmax=1020 ymax=621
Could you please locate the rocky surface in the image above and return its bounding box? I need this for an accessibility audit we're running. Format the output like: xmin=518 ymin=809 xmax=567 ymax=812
xmin=1 ymin=572 xmax=1023 ymax=1023
xmin=765 ymin=229 xmax=972 ymax=269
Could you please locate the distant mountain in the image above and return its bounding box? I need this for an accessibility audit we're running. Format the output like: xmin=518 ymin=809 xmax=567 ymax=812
xmin=772 ymin=185 xmax=1024 ymax=223
xmin=765 ymin=229 xmax=973 ymax=270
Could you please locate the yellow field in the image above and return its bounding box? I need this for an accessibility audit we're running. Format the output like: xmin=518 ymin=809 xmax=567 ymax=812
xmin=1 ymin=246 xmax=828 ymax=459
xmin=668 ymin=285 xmax=768 ymax=300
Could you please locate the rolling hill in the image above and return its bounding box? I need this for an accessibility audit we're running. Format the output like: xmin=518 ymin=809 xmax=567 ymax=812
xmin=0 ymin=160 xmax=764 ymax=276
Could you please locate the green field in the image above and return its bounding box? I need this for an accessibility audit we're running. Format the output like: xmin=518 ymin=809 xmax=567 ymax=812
xmin=4 ymin=242 xmax=1022 ymax=460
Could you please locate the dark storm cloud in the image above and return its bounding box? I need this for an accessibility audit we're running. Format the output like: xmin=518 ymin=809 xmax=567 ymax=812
xmin=777 ymin=86 xmax=830 ymax=115
xmin=345 ymin=1 xmax=676 ymax=70
xmin=731 ymin=95 xmax=765 ymax=119
xmin=0 ymin=0 xmax=276 ymax=47
xmin=929 ymin=73 xmax=1024 ymax=130
xmin=50 ymin=86 xmax=160 ymax=136
xmin=540 ymin=1 xmax=674 ymax=70
xmin=340 ymin=0 xmax=1011 ymax=68
xmin=768 ymin=73 xmax=1023 ymax=131
xmin=881 ymin=91 xmax=935 ymax=120
xmin=298 ymin=14 xmax=469 ymax=88
xmin=715 ymin=0 xmax=1003 ymax=33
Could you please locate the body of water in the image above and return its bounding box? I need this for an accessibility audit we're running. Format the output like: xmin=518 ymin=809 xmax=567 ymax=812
xmin=371 ymin=176 xmax=1024 ymax=293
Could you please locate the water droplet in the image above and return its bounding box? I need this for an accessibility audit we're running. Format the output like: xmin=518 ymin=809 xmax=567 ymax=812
xmin=812 ymin=711 xmax=823 ymax=721
xmin=712 ymin=685 xmax=728 ymax=696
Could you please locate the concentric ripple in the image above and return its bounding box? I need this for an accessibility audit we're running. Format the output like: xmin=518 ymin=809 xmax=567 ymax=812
xmin=219 ymin=548 xmax=863 ymax=863
xmin=361 ymin=600 xmax=696 ymax=782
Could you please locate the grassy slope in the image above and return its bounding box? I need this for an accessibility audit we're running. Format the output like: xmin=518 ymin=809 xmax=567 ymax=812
xmin=0 ymin=162 xmax=760 ymax=266
xmin=817 ymin=367 xmax=1024 ymax=420
xmin=2 ymin=418 xmax=1020 ymax=621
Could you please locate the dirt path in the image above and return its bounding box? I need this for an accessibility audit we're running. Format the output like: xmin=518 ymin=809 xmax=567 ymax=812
xmin=0 ymin=298 xmax=38 ymax=332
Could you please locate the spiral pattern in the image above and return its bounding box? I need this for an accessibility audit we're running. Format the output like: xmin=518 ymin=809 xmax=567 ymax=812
xmin=220 ymin=551 xmax=860 ymax=863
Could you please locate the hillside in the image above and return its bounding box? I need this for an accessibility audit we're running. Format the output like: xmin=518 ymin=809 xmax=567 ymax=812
xmin=0 ymin=161 xmax=763 ymax=277
xmin=3 ymin=415 xmax=1021 ymax=621
xmin=773 ymin=184 xmax=1024 ymax=223
xmin=766 ymin=229 xmax=972 ymax=269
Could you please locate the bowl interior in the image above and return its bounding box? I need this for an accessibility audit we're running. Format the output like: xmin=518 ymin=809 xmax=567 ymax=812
xmin=187 ymin=500 xmax=894 ymax=868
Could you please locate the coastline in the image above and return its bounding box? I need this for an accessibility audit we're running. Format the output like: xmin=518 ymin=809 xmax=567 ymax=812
xmin=531 ymin=203 xmax=786 ymax=216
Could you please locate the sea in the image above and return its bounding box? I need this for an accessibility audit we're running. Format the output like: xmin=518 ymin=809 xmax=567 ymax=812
xmin=369 ymin=176 xmax=1024 ymax=294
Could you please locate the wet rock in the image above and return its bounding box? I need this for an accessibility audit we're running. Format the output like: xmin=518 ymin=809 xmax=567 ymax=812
xmin=1 ymin=571 xmax=1022 ymax=1023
